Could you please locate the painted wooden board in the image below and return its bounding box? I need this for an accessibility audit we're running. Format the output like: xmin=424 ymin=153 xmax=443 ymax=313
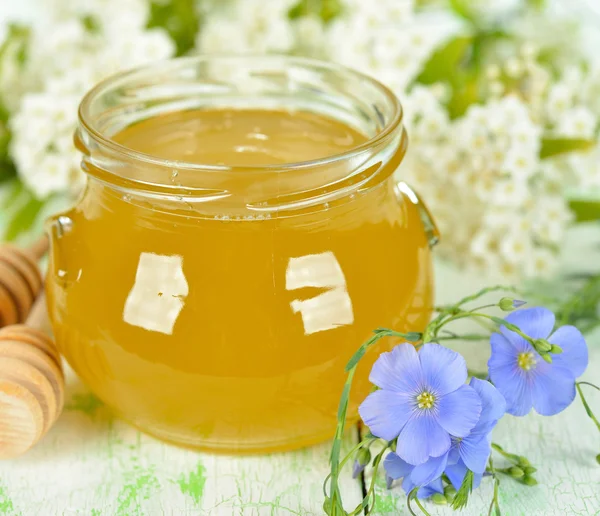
xmin=0 ymin=364 xmax=363 ymax=515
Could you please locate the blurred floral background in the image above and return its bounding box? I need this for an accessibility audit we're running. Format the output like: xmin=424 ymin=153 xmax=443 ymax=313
xmin=1 ymin=0 xmax=600 ymax=282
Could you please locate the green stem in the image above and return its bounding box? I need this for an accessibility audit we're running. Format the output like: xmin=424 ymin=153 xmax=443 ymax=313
xmin=455 ymin=285 xmax=521 ymax=306
xmin=436 ymin=312 xmax=534 ymax=345
xmin=487 ymin=457 xmax=501 ymax=516
xmin=576 ymin=382 xmax=600 ymax=433
xmin=407 ymin=488 xmax=432 ymax=516
xmin=491 ymin=443 xmax=522 ymax=464
xmin=350 ymin=446 xmax=388 ymax=515
xmin=407 ymin=488 xmax=419 ymax=516
xmin=436 ymin=333 xmax=491 ymax=341
xmin=326 ymin=329 xmax=420 ymax=514
xmin=414 ymin=497 xmax=432 ymax=516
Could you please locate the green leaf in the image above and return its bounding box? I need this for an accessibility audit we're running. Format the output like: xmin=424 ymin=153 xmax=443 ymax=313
xmin=451 ymin=469 xmax=473 ymax=510
xmin=147 ymin=0 xmax=200 ymax=56
xmin=526 ymin=0 xmax=545 ymax=9
xmin=417 ymin=36 xmax=474 ymax=86
xmin=569 ymin=198 xmax=600 ymax=222
xmin=447 ymin=76 xmax=479 ymax=119
xmin=3 ymin=188 xmax=44 ymax=241
xmin=288 ymin=0 xmax=342 ymax=23
xmin=449 ymin=0 xmax=476 ymax=22
xmin=417 ymin=35 xmax=481 ymax=119
xmin=540 ymin=138 xmax=596 ymax=159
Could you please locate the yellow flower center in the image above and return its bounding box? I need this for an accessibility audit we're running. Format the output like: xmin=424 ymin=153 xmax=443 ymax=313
xmin=517 ymin=352 xmax=537 ymax=371
xmin=416 ymin=391 xmax=436 ymax=409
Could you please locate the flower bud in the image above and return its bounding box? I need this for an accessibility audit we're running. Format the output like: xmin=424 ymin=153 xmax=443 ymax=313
xmin=352 ymin=448 xmax=372 ymax=478
xmin=524 ymin=466 xmax=537 ymax=475
xmin=431 ymin=493 xmax=447 ymax=505
xmin=444 ymin=485 xmax=456 ymax=502
xmin=522 ymin=476 xmax=538 ymax=486
xmin=533 ymin=339 xmax=552 ymax=353
xmin=499 ymin=298 xmax=527 ymax=311
xmin=444 ymin=485 xmax=457 ymax=497
xmin=596 ymin=454 xmax=600 ymax=465
xmin=323 ymin=497 xmax=332 ymax=515
xmin=519 ymin=457 xmax=530 ymax=466
xmin=550 ymin=344 xmax=563 ymax=354
xmin=541 ymin=353 xmax=553 ymax=364
xmin=509 ymin=466 xmax=525 ymax=478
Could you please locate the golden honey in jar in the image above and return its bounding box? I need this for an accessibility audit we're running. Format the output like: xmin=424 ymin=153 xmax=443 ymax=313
xmin=46 ymin=56 xmax=437 ymax=453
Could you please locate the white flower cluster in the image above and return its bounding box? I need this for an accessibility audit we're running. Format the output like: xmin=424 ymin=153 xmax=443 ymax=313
xmin=2 ymin=0 xmax=599 ymax=278
xmin=197 ymin=0 xmax=297 ymax=54
xmin=4 ymin=0 xmax=174 ymax=199
xmin=197 ymin=0 xmax=600 ymax=278
xmin=400 ymin=41 xmax=600 ymax=278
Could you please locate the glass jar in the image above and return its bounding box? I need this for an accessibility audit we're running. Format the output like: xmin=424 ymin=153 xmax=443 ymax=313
xmin=46 ymin=56 xmax=438 ymax=453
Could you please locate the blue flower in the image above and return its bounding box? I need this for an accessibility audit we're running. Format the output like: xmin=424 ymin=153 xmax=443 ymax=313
xmin=445 ymin=459 xmax=483 ymax=491
xmin=359 ymin=343 xmax=482 ymax=465
xmin=384 ymin=453 xmax=444 ymax=499
xmin=383 ymin=378 xmax=505 ymax=491
xmin=488 ymin=307 xmax=588 ymax=416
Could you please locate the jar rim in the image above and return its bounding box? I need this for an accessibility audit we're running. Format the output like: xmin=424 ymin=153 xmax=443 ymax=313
xmin=78 ymin=54 xmax=404 ymax=173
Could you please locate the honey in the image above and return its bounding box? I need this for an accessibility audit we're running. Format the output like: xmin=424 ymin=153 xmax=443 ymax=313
xmin=46 ymin=57 xmax=435 ymax=453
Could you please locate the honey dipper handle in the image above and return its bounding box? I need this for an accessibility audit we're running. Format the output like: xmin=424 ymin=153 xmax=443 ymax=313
xmin=27 ymin=235 xmax=49 ymax=261
xmin=25 ymin=292 xmax=52 ymax=336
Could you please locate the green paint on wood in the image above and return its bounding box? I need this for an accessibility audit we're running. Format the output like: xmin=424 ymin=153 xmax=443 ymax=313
xmin=65 ymin=393 xmax=104 ymax=417
xmin=115 ymin=466 xmax=160 ymax=516
xmin=0 ymin=486 xmax=15 ymax=515
xmin=177 ymin=462 xmax=206 ymax=505
xmin=373 ymin=477 xmax=400 ymax=513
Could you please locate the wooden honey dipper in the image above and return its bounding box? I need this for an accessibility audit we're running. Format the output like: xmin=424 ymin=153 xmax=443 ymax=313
xmin=0 ymin=236 xmax=48 ymax=328
xmin=0 ymin=291 xmax=64 ymax=459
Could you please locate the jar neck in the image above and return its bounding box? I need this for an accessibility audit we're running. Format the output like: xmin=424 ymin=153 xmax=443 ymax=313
xmin=76 ymin=55 xmax=406 ymax=214
xmin=77 ymin=127 xmax=407 ymax=218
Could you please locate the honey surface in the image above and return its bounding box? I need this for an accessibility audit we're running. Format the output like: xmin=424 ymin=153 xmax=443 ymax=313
xmin=47 ymin=108 xmax=433 ymax=452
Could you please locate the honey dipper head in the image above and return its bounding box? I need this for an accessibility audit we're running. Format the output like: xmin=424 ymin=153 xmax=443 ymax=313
xmin=0 ymin=245 xmax=43 ymax=327
xmin=0 ymin=325 xmax=64 ymax=459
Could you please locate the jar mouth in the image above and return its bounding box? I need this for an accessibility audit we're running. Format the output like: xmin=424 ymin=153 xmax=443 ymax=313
xmin=78 ymin=54 xmax=404 ymax=174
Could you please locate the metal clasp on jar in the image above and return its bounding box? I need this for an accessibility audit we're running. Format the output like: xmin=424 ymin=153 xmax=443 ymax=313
xmin=396 ymin=181 xmax=440 ymax=249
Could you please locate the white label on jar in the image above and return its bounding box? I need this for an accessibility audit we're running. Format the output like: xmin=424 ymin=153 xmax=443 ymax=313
xmin=123 ymin=252 xmax=189 ymax=335
xmin=286 ymin=251 xmax=354 ymax=335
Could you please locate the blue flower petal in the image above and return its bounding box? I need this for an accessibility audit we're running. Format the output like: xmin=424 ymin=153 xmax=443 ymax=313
xmin=530 ymin=364 xmax=576 ymax=416
xmin=492 ymin=330 xmax=530 ymax=355
xmin=502 ymin=307 xmax=555 ymax=342
xmin=410 ymin=451 xmax=449 ymax=486
xmin=445 ymin=459 xmax=484 ymax=491
xmin=469 ymin=378 xmax=506 ymax=434
xmin=359 ymin=390 xmax=413 ymax=441
xmin=401 ymin=475 xmax=444 ymax=499
xmin=384 ymin=452 xmax=413 ymax=480
xmin=549 ymin=325 xmax=588 ymax=379
xmin=436 ymin=385 xmax=482 ymax=437
xmin=396 ymin=414 xmax=451 ymax=465
xmin=487 ymin=361 xmax=533 ymax=417
xmin=419 ymin=343 xmax=468 ymax=396
xmin=369 ymin=344 xmax=424 ymax=393
xmin=401 ymin=475 xmax=416 ymax=496
xmin=445 ymin=460 xmax=468 ymax=490
xmin=447 ymin=443 xmax=461 ymax=465
xmin=459 ymin=433 xmax=492 ymax=474
xmin=418 ymin=477 xmax=444 ymax=499
xmin=489 ymin=332 xmax=525 ymax=366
